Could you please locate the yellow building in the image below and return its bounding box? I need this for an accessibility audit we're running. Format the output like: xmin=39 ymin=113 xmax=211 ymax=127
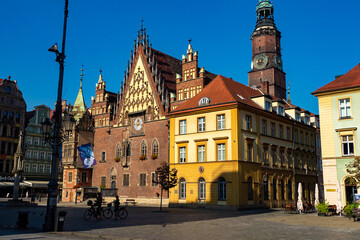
xmin=169 ymin=75 xmax=319 ymax=209
xmin=313 ymin=63 xmax=360 ymax=205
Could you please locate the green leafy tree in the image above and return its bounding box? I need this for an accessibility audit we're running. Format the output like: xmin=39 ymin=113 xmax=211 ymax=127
xmin=154 ymin=162 xmax=178 ymax=211
xmin=346 ymin=156 xmax=360 ymax=183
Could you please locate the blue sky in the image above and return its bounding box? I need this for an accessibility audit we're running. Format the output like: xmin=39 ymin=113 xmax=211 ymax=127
xmin=1 ymin=0 xmax=360 ymax=114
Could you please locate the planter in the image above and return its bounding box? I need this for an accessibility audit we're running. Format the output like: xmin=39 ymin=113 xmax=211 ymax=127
xmin=139 ymin=155 xmax=147 ymax=160
xmin=114 ymin=157 xmax=121 ymax=163
xmin=151 ymin=154 xmax=158 ymax=160
xmin=318 ymin=212 xmax=327 ymax=216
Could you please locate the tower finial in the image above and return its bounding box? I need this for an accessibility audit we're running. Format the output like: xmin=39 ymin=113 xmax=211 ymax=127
xmin=80 ymin=65 xmax=84 ymax=89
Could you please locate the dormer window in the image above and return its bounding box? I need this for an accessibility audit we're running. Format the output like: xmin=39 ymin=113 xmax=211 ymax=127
xmin=278 ymin=106 xmax=284 ymax=115
xmin=295 ymin=113 xmax=300 ymax=121
xmin=305 ymin=116 xmax=309 ymax=124
xmin=5 ymin=86 xmax=11 ymax=93
xmin=198 ymin=97 xmax=210 ymax=106
xmin=265 ymin=101 xmax=271 ymax=111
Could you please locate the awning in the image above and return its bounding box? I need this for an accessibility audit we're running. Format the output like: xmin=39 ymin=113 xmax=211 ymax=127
xmin=0 ymin=181 xmax=31 ymax=187
xmin=24 ymin=180 xmax=50 ymax=188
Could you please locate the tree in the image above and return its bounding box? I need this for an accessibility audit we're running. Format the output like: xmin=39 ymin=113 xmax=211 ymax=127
xmin=346 ymin=156 xmax=360 ymax=183
xmin=154 ymin=162 xmax=178 ymax=211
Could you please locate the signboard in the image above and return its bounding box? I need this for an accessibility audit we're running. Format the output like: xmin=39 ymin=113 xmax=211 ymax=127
xmin=0 ymin=176 xmax=15 ymax=182
xmin=355 ymin=194 xmax=360 ymax=204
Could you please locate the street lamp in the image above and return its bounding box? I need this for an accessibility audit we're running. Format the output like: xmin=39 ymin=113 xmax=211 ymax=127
xmin=42 ymin=0 xmax=69 ymax=232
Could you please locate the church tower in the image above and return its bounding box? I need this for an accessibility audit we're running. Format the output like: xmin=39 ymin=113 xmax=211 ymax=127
xmin=248 ymin=0 xmax=286 ymax=99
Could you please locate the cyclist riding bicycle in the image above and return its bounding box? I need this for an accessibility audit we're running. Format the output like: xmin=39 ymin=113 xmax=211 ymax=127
xmin=95 ymin=192 xmax=103 ymax=216
xmin=114 ymin=195 xmax=120 ymax=213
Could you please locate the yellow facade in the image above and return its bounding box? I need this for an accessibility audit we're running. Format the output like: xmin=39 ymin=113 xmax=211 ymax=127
xmin=169 ymin=104 xmax=319 ymax=209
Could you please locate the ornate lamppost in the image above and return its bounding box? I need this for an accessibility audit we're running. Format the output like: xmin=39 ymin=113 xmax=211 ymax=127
xmin=42 ymin=0 xmax=70 ymax=231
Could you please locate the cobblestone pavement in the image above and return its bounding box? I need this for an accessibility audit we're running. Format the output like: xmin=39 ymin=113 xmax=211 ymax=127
xmin=1 ymin=201 xmax=360 ymax=240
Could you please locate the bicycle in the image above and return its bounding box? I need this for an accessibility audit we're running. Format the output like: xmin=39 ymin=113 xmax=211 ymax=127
xmin=114 ymin=205 xmax=128 ymax=219
xmin=84 ymin=200 xmax=104 ymax=221
xmin=104 ymin=202 xmax=128 ymax=219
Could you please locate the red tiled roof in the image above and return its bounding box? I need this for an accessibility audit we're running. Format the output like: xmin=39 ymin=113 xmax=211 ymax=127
xmin=170 ymin=75 xmax=263 ymax=113
xmin=312 ymin=63 xmax=360 ymax=94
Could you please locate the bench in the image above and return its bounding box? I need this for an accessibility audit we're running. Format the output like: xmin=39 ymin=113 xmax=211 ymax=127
xmin=352 ymin=208 xmax=360 ymax=221
xmin=124 ymin=199 xmax=137 ymax=206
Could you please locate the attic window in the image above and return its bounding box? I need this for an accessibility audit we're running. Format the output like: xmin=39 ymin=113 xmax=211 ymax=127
xmin=198 ymin=97 xmax=210 ymax=106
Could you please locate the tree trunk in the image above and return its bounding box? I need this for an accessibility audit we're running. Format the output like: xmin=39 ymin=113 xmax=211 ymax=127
xmin=160 ymin=187 xmax=163 ymax=211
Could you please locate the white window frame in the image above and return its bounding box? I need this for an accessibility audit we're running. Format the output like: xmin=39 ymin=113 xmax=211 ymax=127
xmin=217 ymin=114 xmax=225 ymax=130
xmin=33 ymin=151 xmax=39 ymax=159
xmin=246 ymin=115 xmax=252 ymax=131
xmin=46 ymin=165 xmax=51 ymax=173
xmin=198 ymin=178 xmax=206 ymax=200
xmin=39 ymin=165 xmax=44 ymax=173
xmin=40 ymin=151 xmax=45 ymax=160
xmin=34 ymin=137 xmax=40 ymax=145
xmin=24 ymin=164 xmax=30 ymax=172
xmin=179 ymin=178 xmax=186 ymax=199
xmin=32 ymin=164 xmax=37 ymax=173
xmin=217 ymin=143 xmax=226 ymax=161
xmin=179 ymin=120 xmax=186 ymax=134
xmin=197 ymin=145 xmax=205 ymax=162
xmin=339 ymin=98 xmax=351 ymax=118
xmin=179 ymin=147 xmax=186 ymax=163
xmin=342 ymin=135 xmax=354 ymax=156
xmin=198 ymin=117 xmax=205 ymax=132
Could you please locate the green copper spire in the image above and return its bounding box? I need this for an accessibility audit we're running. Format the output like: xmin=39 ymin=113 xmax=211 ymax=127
xmin=72 ymin=66 xmax=86 ymax=121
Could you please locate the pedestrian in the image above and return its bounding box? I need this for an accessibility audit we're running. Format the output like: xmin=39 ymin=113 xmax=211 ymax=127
xmin=31 ymin=192 xmax=35 ymax=203
xmin=6 ymin=192 xmax=9 ymax=198
xmin=25 ymin=191 xmax=28 ymax=199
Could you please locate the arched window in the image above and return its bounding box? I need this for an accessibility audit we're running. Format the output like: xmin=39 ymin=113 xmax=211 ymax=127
xmin=273 ymin=178 xmax=277 ymax=200
xmin=152 ymin=139 xmax=159 ymax=156
xmin=126 ymin=143 xmax=131 ymax=157
xmin=281 ymin=179 xmax=285 ymax=200
xmin=101 ymin=151 xmax=106 ymax=162
xmin=115 ymin=143 xmax=121 ymax=158
xmin=141 ymin=140 xmax=147 ymax=156
xmin=288 ymin=180 xmax=292 ymax=200
xmin=264 ymin=177 xmax=269 ymax=200
xmin=248 ymin=177 xmax=253 ymax=200
xmin=179 ymin=178 xmax=186 ymax=199
xmin=218 ymin=177 xmax=226 ymax=201
xmin=111 ymin=181 xmax=116 ymax=189
xmin=198 ymin=178 xmax=206 ymax=200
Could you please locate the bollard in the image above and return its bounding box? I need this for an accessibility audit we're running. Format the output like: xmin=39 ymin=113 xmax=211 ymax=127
xmin=17 ymin=211 xmax=29 ymax=229
xmin=56 ymin=211 xmax=67 ymax=231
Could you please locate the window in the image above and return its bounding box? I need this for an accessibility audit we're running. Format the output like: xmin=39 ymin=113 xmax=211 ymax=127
xmin=197 ymin=145 xmax=205 ymax=162
xmin=190 ymin=87 xmax=195 ymax=98
xmin=184 ymin=88 xmax=189 ymax=99
xmin=141 ymin=140 xmax=147 ymax=156
xmin=264 ymin=178 xmax=269 ymax=200
xmin=47 ymin=152 xmax=52 ymax=160
xmin=2 ymin=110 xmax=7 ymax=119
xmin=198 ymin=117 xmax=205 ymax=132
xmin=300 ymin=131 xmax=303 ymax=144
xmin=278 ymin=106 xmax=284 ymax=115
xmin=295 ymin=113 xmax=300 ymax=121
xmin=288 ymin=180 xmax=292 ymax=200
xmin=273 ymin=178 xmax=277 ymax=200
xmin=263 ymin=146 xmax=268 ymax=164
xmin=40 ymin=152 xmax=45 ymax=160
xmin=179 ymin=120 xmax=186 ymax=134
xmin=247 ymin=143 xmax=253 ymax=162
xmin=123 ymin=174 xmax=130 ymax=187
xmin=342 ymin=135 xmax=354 ymax=156
xmin=246 ymin=115 xmax=252 ymax=131
xmin=294 ymin=130 xmax=298 ymax=142
xmin=139 ymin=173 xmax=146 ymax=186
xmin=25 ymin=150 xmax=31 ymax=158
xmin=178 ymin=89 xmax=183 ymax=100
xmin=32 ymin=164 xmax=37 ymax=172
xmin=305 ymin=116 xmax=310 ymax=124
xmin=217 ymin=143 xmax=226 ymax=161
xmin=339 ymin=98 xmax=351 ymax=118
xmin=111 ymin=181 xmax=116 ymax=189
xmin=34 ymin=137 xmax=40 ymax=145
xmin=281 ymin=180 xmax=285 ymax=200
xmin=179 ymin=147 xmax=186 ymax=163
xmin=9 ymin=112 xmax=14 ymax=120
xmin=33 ymin=151 xmax=39 ymax=159
xmin=270 ymin=122 xmax=275 ymax=137
xmin=68 ymin=172 xmax=73 ymax=182
xmin=217 ymin=114 xmax=225 ymax=130
xmin=39 ymin=165 xmax=44 ymax=173
xmin=81 ymin=172 xmax=88 ymax=183
xmin=115 ymin=143 xmax=121 ymax=158
xmin=198 ymin=97 xmax=210 ymax=106
xmin=262 ymin=120 xmax=267 ymax=135
xmin=286 ymin=127 xmax=290 ymax=140
xmin=198 ymin=178 xmax=206 ymax=200
xmin=2 ymin=125 xmax=7 ymax=137
xmin=5 ymin=86 xmax=11 ymax=93
xmin=218 ymin=177 xmax=226 ymax=201
xmin=151 ymin=172 xmax=158 ymax=186
xmin=279 ymin=125 xmax=283 ymax=139
xmin=101 ymin=176 xmax=106 ymax=187
xmin=152 ymin=139 xmax=159 ymax=156
xmin=101 ymin=151 xmax=106 ymax=162
xmin=16 ymin=113 xmax=20 ymax=123
xmin=26 ymin=136 xmax=32 ymax=145
xmin=24 ymin=164 xmax=30 ymax=172
xmin=179 ymin=178 xmax=186 ymax=199
xmin=305 ymin=133 xmax=309 ymax=145
xmin=248 ymin=177 xmax=253 ymax=200
xmin=46 ymin=165 xmax=51 ymax=173
xmin=41 ymin=139 xmax=46 ymax=146
xmin=280 ymin=150 xmax=284 ymax=166
xmin=265 ymin=101 xmax=271 ymax=111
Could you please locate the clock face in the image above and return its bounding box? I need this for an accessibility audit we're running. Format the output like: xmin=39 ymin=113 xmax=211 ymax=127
xmin=274 ymin=55 xmax=283 ymax=70
xmin=253 ymin=54 xmax=268 ymax=69
xmin=133 ymin=117 xmax=143 ymax=131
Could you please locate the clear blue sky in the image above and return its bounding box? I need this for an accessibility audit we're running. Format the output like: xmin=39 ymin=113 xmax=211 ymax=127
xmin=1 ymin=0 xmax=360 ymax=114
